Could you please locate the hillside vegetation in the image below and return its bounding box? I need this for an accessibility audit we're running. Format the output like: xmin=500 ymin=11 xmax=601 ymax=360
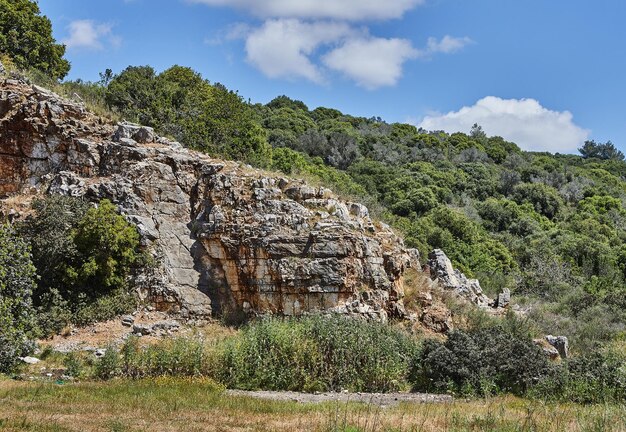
xmin=2 ymin=0 xmax=626 ymax=408
xmin=51 ymin=64 xmax=626 ymax=355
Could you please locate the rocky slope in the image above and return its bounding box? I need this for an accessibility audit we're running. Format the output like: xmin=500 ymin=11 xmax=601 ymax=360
xmin=0 ymin=78 xmax=425 ymax=322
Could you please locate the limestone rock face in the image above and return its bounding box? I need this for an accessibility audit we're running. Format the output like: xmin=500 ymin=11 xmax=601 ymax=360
xmin=545 ymin=335 xmax=569 ymax=359
xmin=0 ymin=79 xmax=419 ymax=321
xmin=427 ymin=249 xmax=494 ymax=308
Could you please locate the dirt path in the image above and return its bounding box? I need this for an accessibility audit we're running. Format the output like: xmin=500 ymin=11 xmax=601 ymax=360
xmin=225 ymin=389 xmax=453 ymax=406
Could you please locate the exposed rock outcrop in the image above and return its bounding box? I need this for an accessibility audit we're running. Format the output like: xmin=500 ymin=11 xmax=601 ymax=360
xmin=534 ymin=335 xmax=569 ymax=360
xmin=427 ymin=249 xmax=493 ymax=307
xmin=0 ymin=78 xmax=420 ymax=322
xmin=545 ymin=335 xmax=569 ymax=359
xmin=427 ymin=249 xmax=511 ymax=311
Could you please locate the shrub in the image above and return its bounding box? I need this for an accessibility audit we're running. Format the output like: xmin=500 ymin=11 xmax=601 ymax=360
xmin=413 ymin=325 xmax=552 ymax=396
xmin=68 ymin=200 xmax=143 ymax=292
xmin=93 ymin=335 xmax=217 ymax=380
xmin=219 ymin=315 xmax=419 ymax=392
xmin=0 ymin=224 xmax=37 ymax=372
xmin=94 ymin=345 xmax=121 ymax=380
xmin=63 ymin=352 xmax=85 ymax=378
xmin=19 ymin=197 xmax=145 ymax=335
xmin=511 ymin=183 xmax=563 ymax=219
xmin=531 ymin=352 xmax=626 ymax=404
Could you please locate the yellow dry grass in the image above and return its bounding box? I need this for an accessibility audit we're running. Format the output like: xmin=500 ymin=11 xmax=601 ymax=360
xmin=1 ymin=378 xmax=625 ymax=431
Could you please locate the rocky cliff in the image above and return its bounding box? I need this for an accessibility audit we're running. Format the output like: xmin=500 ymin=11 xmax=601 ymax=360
xmin=0 ymin=78 xmax=422 ymax=322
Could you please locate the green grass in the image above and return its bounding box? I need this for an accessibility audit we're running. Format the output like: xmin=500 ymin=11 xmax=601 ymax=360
xmin=1 ymin=379 xmax=626 ymax=431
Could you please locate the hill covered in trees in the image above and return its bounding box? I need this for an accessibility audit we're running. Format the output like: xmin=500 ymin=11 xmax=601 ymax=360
xmin=63 ymin=63 xmax=625 ymax=353
xmin=2 ymin=53 xmax=623 ymax=354
xmin=3 ymin=0 xmax=626 ymax=406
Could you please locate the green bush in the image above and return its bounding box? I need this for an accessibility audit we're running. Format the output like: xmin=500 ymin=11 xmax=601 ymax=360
xmin=91 ymin=335 xmax=217 ymax=381
xmin=63 ymin=352 xmax=85 ymax=378
xmin=19 ymin=197 xmax=145 ymax=335
xmin=219 ymin=316 xmax=419 ymax=392
xmin=94 ymin=345 xmax=121 ymax=380
xmin=413 ymin=325 xmax=552 ymax=396
xmin=92 ymin=316 xmax=418 ymax=393
xmin=511 ymin=183 xmax=563 ymax=219
xmin=68 ymin=200 xmax=144 ymax=292
xmin=0 ymin=224 xmax=37 ymax=372
xmin=531 ymin=352 xmax=626 ymax=404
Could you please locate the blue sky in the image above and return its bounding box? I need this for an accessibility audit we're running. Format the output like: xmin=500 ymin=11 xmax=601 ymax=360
xmin=38 ymin=0 xmax=626 ymax=154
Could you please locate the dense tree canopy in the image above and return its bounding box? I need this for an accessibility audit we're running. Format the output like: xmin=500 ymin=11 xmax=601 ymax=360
xmin=579 ymin=140 xmax=625 ymax=161
xmin=36 ymin=60 xmax=626 ymax=352
xmin=105 ymin=65 xmax=270 ymax=163
xmin=0 ymin=0 xmax=70 ymax=79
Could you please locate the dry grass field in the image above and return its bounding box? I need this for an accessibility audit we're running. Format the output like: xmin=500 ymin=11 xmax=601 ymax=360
xmin=1 ymin=377 xmax=625 ymax=432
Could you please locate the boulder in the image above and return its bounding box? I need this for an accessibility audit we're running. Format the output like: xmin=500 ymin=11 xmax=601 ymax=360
xmin=427 ymin=249 xmax=494 ymax=308
xmin=546 ymin=335 xmax=569 ymax=359
xmin=113 ymin=122 xmax=155 ymax=144
xmin=132 ymin=324 xmax=153 ymax=336
xmin=496 ymin=288 xmax=511 ymax=309
xmin=420 ymin=305 xmax=453 ymax=333
xmin=19 ymin=356 xmax=40 ymax=365
xmin=534 ymin=339 xmax=560 ymax=360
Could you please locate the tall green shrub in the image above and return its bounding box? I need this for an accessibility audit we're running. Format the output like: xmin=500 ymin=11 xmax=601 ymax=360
xmin=219 ymin=316 xmax=419 ymax=392
xmin=0 ymin=224 xmax=37 ymax=372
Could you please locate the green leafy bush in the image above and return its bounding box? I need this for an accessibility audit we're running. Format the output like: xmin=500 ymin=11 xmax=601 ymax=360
xmin=19 ymin=197 xmax=144 ymax=335
xmin=68 ymin=200 xmax=143 ymax=292
xmin=531 ymin=352 xmax=626 ymax=404
xmin=0 ymin=224 xmax=37 ymax=372
xmin=413 ymin=325 xmax=552 ymax=396
xmin=219 ymin=316 xmax=418 ymax=392
xmin=93 ymin=316 xmax=420 ymax=393
xmin=511 ymin=182 xmax=563 ymax=219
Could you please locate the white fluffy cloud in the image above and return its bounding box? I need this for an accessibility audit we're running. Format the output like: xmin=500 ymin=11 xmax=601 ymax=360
xmin=419 ymin=97 xmax=590 ymax=153
xmin=425 ymin=35 xmax=473 ymax=55
xmin=245 ymin=19 xmax=354 ymax=83
xmin=189 ymin=0 xmax=423 ymax=21
xmin=244 ymin=27 xmax=473 ymax=88
xmin=191 ymin=0 xmax=470 ymax=88
xmin=323 ymin=37 xmax=418 ymax=89
xmin=63 ymin=20 xmax=119 ymax=50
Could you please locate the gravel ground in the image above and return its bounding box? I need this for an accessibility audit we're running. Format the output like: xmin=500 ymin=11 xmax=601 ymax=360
xmin=225 ymin=390 xmax=453 ymax=406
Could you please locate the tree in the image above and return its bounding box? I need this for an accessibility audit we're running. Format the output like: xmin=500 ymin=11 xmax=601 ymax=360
xmin=105 ymin=66 xmax=270 ymax=164
xmin=470 ymin=123 xmax=487 ymax=141
xmin=579 ymin=140 xmax=625 ymax=161
xmin=0 ymin=224 xmax=36 ymax=372
xmin=0 ymin=0 xmax=70 ymax=79
xmin=511 ymin=182 xmax=563 ymax=219
xmin=68 ymin=200 xmax=143 ymax=293
xmin=204 ymin=83 xmax=270 ymax=163
xmin=105 ymin=66 xmax=158 ymax=125
xmin=267 ymin=95 xmax=309 ymax=112
xmin=19 ymin=195 xmax=88 ymax=302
